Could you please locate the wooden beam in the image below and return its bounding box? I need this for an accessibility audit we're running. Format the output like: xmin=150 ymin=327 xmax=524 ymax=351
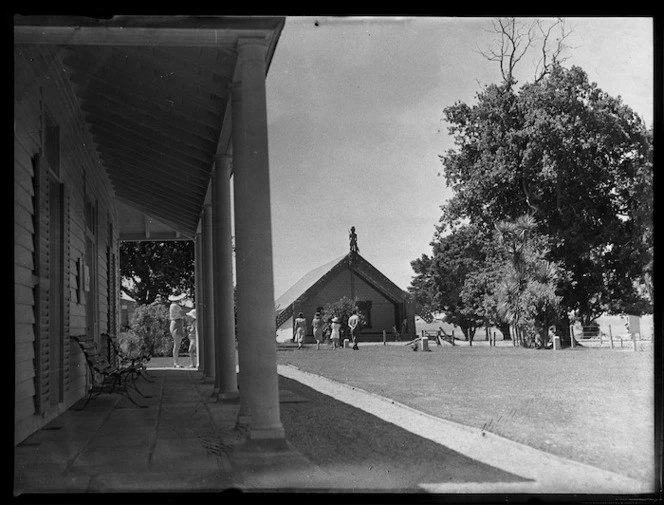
xmin=103 ymin=160 xmax=208 ymax=211
xmin=79 ymin=87 xmax=219 ymax=140
xmin=119 ymin=231 xmax=185 ymax=241
xmin=113 ymin=186 xmax=199 ymax=233
xmin=82 ymin=103 xmax=217 ymax=163
xmin=14 ymin=25 xmax=272 ymax=47
xmin=143 ymin=45 xmax=236 ymax=79
xmin=68 ymin=46 xmax=229 ymax=104
xmin=66 ymin=61 xmax=224 ymax=128
xmin=109 ymin=46 xmax=232 ymax=98
xmin=64 ymin=51 xmax=225 ymax=117
xmin=85 ymin=116 xmax=212 ymax=169
xmin=84 ymin=107 xmax=216 ymax=158
xmin=116 ymin=197 xmax=198 ymax=239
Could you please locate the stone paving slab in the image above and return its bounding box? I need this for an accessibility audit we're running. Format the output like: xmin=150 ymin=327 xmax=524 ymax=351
xmin=20 ymin=363 xmax=639 ymax=497
xmin=150 ymin=438 xmax=226 ymax=472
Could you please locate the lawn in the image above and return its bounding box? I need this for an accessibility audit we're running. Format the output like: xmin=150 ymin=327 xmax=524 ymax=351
xmin=276 ymin=342 xmax=656 ymax=484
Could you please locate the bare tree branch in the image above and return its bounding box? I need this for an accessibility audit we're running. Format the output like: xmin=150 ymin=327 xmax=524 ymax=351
xmin=533 ymin=18 xmax=574 ymax=83
xmin=478 ymin=17 xmax=574 ymax=88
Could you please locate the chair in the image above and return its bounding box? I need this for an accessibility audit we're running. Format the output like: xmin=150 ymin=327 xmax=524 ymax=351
xmin=104 ymin=333 xmax=155 ymax=383
xmin=71 ymin=335 xmax=149 ymax=409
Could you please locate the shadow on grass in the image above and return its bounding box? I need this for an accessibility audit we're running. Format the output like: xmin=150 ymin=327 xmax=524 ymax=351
xmin=278 ymin=376 xmax=530 ymax=491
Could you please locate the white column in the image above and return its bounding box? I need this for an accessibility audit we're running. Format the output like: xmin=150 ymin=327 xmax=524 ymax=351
xmin=232 ymin=38 xmax=285 ymax=447
xmin=194 ymin=230 xmax=203 ymax=367
xmin=212 ymin=154 xmax=239 ymax=400
xmin=230 ymin=81 xmax=252 ymax=427
xmin=202 ymin=203 xmax=215 ymax=380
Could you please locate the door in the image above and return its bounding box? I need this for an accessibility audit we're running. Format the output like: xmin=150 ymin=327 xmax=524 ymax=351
xmin=48 ymin=180 xmax=64 ymax=405
xmin=84 ymin=197 xmax=98 ymax=343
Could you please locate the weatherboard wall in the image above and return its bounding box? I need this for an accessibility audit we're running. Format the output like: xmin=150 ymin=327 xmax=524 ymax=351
xmin=14 ymin=45 xmax=121 ymax=445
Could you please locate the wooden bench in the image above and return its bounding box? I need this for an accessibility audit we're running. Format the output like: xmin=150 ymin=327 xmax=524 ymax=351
xmin=104 ymin=333 xmax=155 ymax=383
xmin=71 ymin=335 xmax=150 ymax=409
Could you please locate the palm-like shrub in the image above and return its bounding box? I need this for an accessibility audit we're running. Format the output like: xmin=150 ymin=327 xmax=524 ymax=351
xmin=496 ymin=215 xmax=561 ymax=347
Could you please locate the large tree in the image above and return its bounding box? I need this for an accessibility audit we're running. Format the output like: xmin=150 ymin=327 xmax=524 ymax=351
xmin=409 ymin=224 xmax=499 ymax=343
xmin=120 ymin=241 xmax=195 ymax=304
xmin=439 ymin=63 xmax=653 ymax=325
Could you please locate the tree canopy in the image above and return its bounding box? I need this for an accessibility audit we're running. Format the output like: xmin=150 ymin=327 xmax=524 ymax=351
xmin=410 ymin=224 xmax=496 ymax=342
xmin=436 ymin=63 xmax=652 ymax=323
xmin=120 ymin=241 xmax=195 ymax=305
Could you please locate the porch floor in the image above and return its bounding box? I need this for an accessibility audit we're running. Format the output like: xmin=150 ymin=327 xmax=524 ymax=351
xmin=14 ymin=355 xmax=646 ymax=497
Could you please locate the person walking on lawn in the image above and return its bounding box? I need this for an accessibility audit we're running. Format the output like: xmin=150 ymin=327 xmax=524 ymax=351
xmin=294 ymin=312 xmax=307 ymax=350
xmin=348 ymin=309 xmax=361 ymax=350
xmin=312 ymin=312 xmax=323 ymax=350
xmin=330 ymin=317 xmax=341 ymax=349
xmin=168 ymin=292 xmax=187 ymax=368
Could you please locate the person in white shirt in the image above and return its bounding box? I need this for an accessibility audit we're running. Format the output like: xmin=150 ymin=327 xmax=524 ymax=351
xmin=168 ymin=293 xmax=187 ymax=368
xmin=348 ymin=309 xmax=360 ymax=350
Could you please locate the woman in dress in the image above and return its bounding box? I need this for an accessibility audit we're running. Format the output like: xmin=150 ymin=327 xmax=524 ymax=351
xmin=312 ymin=312 xmax=323 ymax=350
xmin=330 ymin=316 xmax=341 ymax=349
xmin=293 ymin=312 xmax=307 ymax=349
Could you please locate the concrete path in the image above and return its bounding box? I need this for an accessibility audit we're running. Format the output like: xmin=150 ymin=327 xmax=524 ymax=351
xmin=278 ymin=364 xmax=652 ymax=494
xmin=14 ymin=360 xmax=652 ymax=496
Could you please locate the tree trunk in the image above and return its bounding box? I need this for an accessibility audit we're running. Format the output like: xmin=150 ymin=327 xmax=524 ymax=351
xmin=499 ymin=322 xmax=511 ymax=341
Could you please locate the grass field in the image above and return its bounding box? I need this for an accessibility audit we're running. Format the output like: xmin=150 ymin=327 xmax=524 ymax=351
xmin=276 ymin=342 xmax=656 ymax=484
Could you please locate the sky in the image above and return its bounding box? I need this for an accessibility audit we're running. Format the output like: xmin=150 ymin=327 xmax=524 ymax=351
xmin=262 ymin=16 xmax=654 ymax=299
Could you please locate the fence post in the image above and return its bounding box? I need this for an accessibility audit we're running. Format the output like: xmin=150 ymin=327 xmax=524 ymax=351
xmin=383 ymin=330 xmax=386 ymax=345
xmin=608 ymin=325 xmax=613 ymax=348
xmin=632 ymin=332 xmax=638 ymax=352
xmin=608 ymin=328 xmax=613 ymax=349
xmin=570 ymin=325 xmax=575 ymax=348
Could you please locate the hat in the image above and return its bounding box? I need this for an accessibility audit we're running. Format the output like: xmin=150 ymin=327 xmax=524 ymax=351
xmin=187 ymin=309 xmax=197 ymax=319
xmin=315 ymin=312 xmax=320 ymax=317
xmin=168 ymin=293 xmax=187 ymax=302
xmin=332 ymin=317 xmax=340 ymax=323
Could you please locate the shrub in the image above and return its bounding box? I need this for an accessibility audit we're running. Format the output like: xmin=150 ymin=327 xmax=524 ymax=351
xmin=130 ymin=302 xmax=172 ymax=357
xmin=319 ymin=296 xmax=366 ymax=341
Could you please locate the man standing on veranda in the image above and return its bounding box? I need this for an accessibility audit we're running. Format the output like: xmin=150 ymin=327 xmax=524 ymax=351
xmin=168 ymin=293 xmax=187 ymax=368
xmin=348 ymin=309 xmax=361 ymax=350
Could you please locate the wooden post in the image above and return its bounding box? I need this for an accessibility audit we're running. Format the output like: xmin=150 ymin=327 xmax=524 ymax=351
xmin=383 ymin=330 xmax=386 ymax=346
xmin=608 ymin=325 xmax=613 ymax=348
xmin=570 ymin=325 xmax=575 ymax=348
xmin=632 ymin=332 xmax=637 ymax=352
xmin=608 ymin=328 xmax=614 ymax=349
xmin=599 ymin=331 xmax=603 ymax=347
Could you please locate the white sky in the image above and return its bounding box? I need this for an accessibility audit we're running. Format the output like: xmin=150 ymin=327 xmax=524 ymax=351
xmin=263 ymin=16 xmax=654 ymax=298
